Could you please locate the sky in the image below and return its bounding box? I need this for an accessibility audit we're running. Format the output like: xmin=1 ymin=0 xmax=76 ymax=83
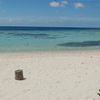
xmin=0 ymin=0 xmax=99 ymax=27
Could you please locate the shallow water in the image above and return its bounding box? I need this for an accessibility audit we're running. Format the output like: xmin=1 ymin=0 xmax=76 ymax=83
xmin=0 ymin=27 xmax=100 ymax=52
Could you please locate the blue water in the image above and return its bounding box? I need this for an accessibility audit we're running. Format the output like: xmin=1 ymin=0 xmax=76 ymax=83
xmin=0 ymin=26 xmax=100 ymax=52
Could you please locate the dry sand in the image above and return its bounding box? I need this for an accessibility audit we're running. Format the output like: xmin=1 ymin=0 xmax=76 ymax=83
xmin=0 ymin=51 xmax=100 ymax=100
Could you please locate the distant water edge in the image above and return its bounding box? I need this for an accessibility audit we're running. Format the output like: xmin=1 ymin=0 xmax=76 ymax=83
xmin=0 ymin=26 xmax=100 ymax=30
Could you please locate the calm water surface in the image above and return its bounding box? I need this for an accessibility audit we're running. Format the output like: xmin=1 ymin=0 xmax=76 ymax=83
xmin=0 ymin=27 xmax=100 ymax=52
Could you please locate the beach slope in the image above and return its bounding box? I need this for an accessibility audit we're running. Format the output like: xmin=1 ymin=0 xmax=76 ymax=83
xmin=0 ymin=51 xmax=100 ymax=100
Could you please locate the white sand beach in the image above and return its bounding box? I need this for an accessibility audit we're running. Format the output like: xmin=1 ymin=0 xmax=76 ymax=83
xmin=0 ymin=51 xmax=100 ymax=100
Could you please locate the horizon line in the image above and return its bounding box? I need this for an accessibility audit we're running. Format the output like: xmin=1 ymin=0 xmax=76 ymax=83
xmin=0 ymin=26 xmax=99 ymax=29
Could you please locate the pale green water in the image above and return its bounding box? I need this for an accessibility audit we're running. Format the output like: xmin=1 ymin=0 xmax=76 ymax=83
xmin=0 ymin=28 xmax=100 ymax=52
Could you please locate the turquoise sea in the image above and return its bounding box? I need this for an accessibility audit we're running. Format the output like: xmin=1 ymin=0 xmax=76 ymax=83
xmin=0 ymin=26 xmax=100 ymax=52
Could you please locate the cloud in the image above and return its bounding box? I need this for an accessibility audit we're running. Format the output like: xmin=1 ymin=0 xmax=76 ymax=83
xmin=49 ymin=1 xmax=85 ymax=9
xmin=49 ymin=1 xmax=62 ymax=7
xmin=49 ymin=0 xmax=68 ymax=7
xmin=0 ymin=16 xmax=99 ymax=27
xmin=59 ymin=17 xmax=100 ymax=22
xmin=74 ymin=2 xmax=85 ymax=8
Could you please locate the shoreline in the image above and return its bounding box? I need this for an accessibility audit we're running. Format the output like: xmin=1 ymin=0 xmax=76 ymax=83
xmin=0 ymin=50 xmax=100 ymax=57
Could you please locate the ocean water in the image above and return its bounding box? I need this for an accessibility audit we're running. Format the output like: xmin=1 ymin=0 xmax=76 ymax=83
xmin=0 ymin=26 xmax=100 ymax=52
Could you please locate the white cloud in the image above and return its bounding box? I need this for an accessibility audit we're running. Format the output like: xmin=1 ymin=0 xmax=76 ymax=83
xmin=49 ymin=1 xmax=85 ymax=9
xmin=49 ymin=0 xmax=68 ymax=7
xmin=0 ymin=16 xmax=99 ymax=27
xmin=74 ymin=2 xmax=85 ymax=8
xmin=49 ymin=1 xmax=63 ymax=7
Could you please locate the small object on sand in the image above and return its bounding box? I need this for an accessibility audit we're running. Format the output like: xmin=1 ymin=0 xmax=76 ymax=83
xmin=15 ymin=69 xmax=24 ymax=80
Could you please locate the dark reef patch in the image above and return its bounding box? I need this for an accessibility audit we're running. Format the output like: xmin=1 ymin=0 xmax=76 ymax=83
xmin=7 ymin=33 xmax=66 ymax=39
xmin=7 ymin=33 xmax=50 ymax=38
xmin=58 ymin=40 xmax=100 ymax=47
